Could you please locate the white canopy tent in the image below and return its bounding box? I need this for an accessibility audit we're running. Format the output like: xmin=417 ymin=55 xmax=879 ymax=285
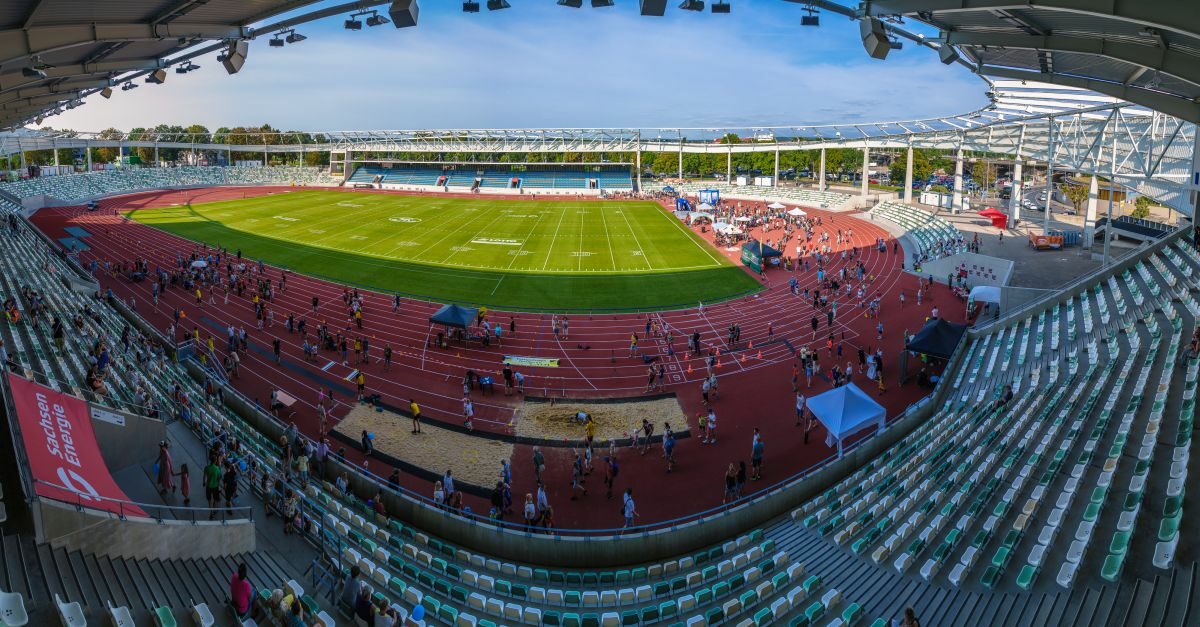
xmin=969 ymin=286 xmax=1002 ymax=303
xmin=697 ymin=202 xmax=714 ymax=211
xmin=807 ymin=383 xmax=887 ymax=457
xmin=767 ymin=201 xmax=786 ymax=210
xmin=689 ymin=212 xmax=714 ymax=224
xmin=735 ymin=216 xmax=753 ymax=222
xmin=787 ymin=208 xmax=807 ymax=217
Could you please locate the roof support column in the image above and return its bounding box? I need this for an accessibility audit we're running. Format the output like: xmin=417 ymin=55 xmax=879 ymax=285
xmin=1010 ymin=160 xmax=1023 ymax=221
xmin=903 ymin=145 xmax=913 ymax=204
xmin=773 ymin=147 xmax=780 ymax=188
xmin=818 ymin=148 xmax=826 ymax=192
xmin=1043 ymin=117 xmax=1058 ymax=234
xmin=1010 ymin=126 xmax=1025 ymax=221
xmin=1084 ymin=168 xmax=1100 ymax=248
xmin=1189 ymin=129 xmax=1200 ymax=222
xmin=1104 ymin=132 xmax=1117 ymax=266
xmin=726 ymin=145 xmax=732 ymax=185
xmin=86 ymin=145 xmax=92 ymax=171
xmin=636 ymin=148 xmax=642 ymax=192
xmin=677 ymin=136 xmax=683 ymax=180
xmin=952 ymin=146 xmax=964 ymax=215
xmin=861 ymin=146 xmax=870 ymax=200
xmin=155 ymin=143 xmax=160 ymax=166
xmin=53 ymin=140 xmax=59 ymax=167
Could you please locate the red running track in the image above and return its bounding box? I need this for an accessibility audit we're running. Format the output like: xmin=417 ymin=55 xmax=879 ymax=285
xmin=31 ymin=186 xmax=966 ymax=530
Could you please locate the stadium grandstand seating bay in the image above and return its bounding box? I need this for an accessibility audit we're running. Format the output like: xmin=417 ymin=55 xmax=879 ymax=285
xmin=346 ymin=164 xmax=633 ymax=192
xmin=869 ymin=202 xmax=964 ymax=262
xmin=646 ymin=182 xmax=852 ymax=212
xmin=0 ymin=166 xmax=331 ymax=204
xmin=0 ymin=168 xmax=1198 ymax=626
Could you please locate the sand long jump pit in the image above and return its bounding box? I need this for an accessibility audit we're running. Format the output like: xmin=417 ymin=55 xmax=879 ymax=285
xmin=513 ymin=395 xmax=690 ymax=444
xmin=335 ymin=396 xmax=689 ymax=489
xmin=336 ymin=404 xmax=514 ymax=488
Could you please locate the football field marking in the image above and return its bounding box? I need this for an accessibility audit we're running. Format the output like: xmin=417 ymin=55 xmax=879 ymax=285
xmin=653 ymin=206 xmax=725 ymax=267
xmin=616 ymin=208 xmax=653 ymax=270
xmin=598 ymin=206 xmax=618 ymax=269
xmin=541 ymin=205 xmax=569 ymax=271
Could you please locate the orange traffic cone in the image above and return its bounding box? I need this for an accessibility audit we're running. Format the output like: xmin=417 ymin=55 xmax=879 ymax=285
xmin=687 ymin=364 xmax=693 ymax=374
xmin=716 ymin=359 xmax=722 ymax=369
xmin=748 ymin=340 xmax=754 ymax=349
xmin=741 ymin=354 xmax=747 ymax=364
xmin=757 ymin=351 xmax=763 ymax=359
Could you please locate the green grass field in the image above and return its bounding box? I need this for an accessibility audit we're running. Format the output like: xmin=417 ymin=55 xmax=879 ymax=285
xmin=128 ymin=190 xmax=761 ymax=311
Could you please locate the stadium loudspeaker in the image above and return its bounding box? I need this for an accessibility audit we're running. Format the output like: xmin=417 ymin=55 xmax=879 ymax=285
xmin=100 ymin=87 xmax=113 ymax=99
xmin=222 ymin=40 xmax=249 ymax=75
xmin=388 ymin=0 xmax=419 ymax=28
xmin=860 ymin=17 xmax=890 ymax=60
xmin=640 ymin=0 xmax=667 ymax=16
xmin=939 ymin=44 xmax=960 ymax=65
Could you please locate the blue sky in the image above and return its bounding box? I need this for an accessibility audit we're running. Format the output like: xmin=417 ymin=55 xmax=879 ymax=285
xmin=47 ymin=1 xmax=988 ymax=132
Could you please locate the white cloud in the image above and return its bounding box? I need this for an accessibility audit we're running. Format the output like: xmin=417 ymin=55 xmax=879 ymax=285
xmin=44 ymin=7 xmax=987 ymax=132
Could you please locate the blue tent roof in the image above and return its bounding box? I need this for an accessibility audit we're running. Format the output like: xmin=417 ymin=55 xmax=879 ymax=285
xmin=429 ymin=303 xmax=478 ymax=329
xmin=806 ymin=383 xmax=886 ymax=453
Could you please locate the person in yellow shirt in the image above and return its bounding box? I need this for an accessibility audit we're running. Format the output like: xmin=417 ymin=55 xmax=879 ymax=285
xmin=409 ymin=399 xmax=422 ymax=434
xmin=356 ymin=371 xmax=366 ymax=400
xmin=584 ymin=415 xmax=596 ymax=446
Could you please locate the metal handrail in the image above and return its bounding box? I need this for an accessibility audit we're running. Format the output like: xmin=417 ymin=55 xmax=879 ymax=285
xmin=32 ymin=478 xmax=253 ymax=523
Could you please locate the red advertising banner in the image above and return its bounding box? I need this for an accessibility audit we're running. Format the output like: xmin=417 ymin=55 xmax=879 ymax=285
xmin=6 ymin=374 xmax=145 ymax=517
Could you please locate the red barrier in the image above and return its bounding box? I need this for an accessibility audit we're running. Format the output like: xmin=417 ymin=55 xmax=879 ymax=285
xmin=7 ymin=374 xmax=145 ymax=517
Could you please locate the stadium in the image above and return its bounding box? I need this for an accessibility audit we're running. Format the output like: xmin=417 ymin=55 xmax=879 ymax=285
xmin=0 ymin=1 xmax=1198 ymax=626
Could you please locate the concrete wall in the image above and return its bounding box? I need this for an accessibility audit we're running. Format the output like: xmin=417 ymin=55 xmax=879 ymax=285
xmin=90 ymin=404 xmax=166 ymax=473
xmin=36 ymin=499 xmax=255 ymax=560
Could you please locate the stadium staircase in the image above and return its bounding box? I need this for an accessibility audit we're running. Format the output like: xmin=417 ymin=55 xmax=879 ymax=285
xmin=2 ymin=532 xmax=293 ymax=626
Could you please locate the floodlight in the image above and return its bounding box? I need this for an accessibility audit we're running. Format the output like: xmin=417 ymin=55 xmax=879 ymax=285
xmin=592 ymin=0 xmax=614 ymax=6
xmin=487 ymin=0 xmax=510 ymax=9
xmin=286 ymin=31 xmax=307 ymax=44
xmin=640 ymin=0 xmax=667 ymax=15
xmin=463 ymin=1 xmax=480 ymax=11
xmin=559 ymin=0 xmax=583 ymax=7
xmin=889 ymin=38 xmax=903 ymax=50
xmin=678 ymin=0 xmax=703 ymax=11
xmin=100 ymin=87 xmax=113 ymax=99
xmin=711 ymin=2 xmax=729 ymax=13
xmin=366 ymin=13 xmax=390 ymax=26
xmin=145 ymin=69 xmax=167 ymax=84
xmin=938 ymin=43 xmax=959 ymax=65
xmin=35 ymin=117 xmax=44 ymax=125
xmin=22 ymin=67 xmax=47 ymax=79
xmin=388 ymin=0 xmax=419 ymax=27
xmin=344 ymin=17 xmax=363 ymax=29
xmin=800 ymin=5 xmax=819 ymax=26
xmin=269 ymin=36 xmax=284 ymax=47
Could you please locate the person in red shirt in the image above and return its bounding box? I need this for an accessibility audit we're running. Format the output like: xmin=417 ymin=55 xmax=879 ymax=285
xmin=229 ymin=563 xmax=253 ymax=619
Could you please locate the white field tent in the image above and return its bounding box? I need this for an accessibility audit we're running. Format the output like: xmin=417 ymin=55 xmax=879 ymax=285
xmin=787 ymin=208 xmax=807 ymax=217
xmin=735 ymin=216 xmax=753 ymax=222
xmin=689 ymin=212 xmax=715 ymax=224
xmin=697 ymin=202 xmax=714 ymax=211
xmin=767 ymin=201 xmax=786 ymax=209
xmin=970 ymin=286 xmax=1002 ymax=303
xmin=190 ymin=260 xmax=208 ymax=269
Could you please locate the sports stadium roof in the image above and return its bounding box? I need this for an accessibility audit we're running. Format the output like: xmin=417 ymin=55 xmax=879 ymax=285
xmin=811 ymin=0 xmax=1200 ymax=123
xmin=2 ymin=2 xmax=1200 ymax=130
xmin=0 ymin=0 xmax=408 ymax=130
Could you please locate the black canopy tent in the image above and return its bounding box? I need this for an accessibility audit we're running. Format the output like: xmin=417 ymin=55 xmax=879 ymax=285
xmin=900 ymin=318 xmax=967 ymax=384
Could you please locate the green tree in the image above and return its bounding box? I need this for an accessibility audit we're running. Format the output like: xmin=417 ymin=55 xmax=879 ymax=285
xmin=1062 ymin=182 xmax=1089 ymax=214
xmin=1132 ymin=195 xmax=1153 ymax=219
